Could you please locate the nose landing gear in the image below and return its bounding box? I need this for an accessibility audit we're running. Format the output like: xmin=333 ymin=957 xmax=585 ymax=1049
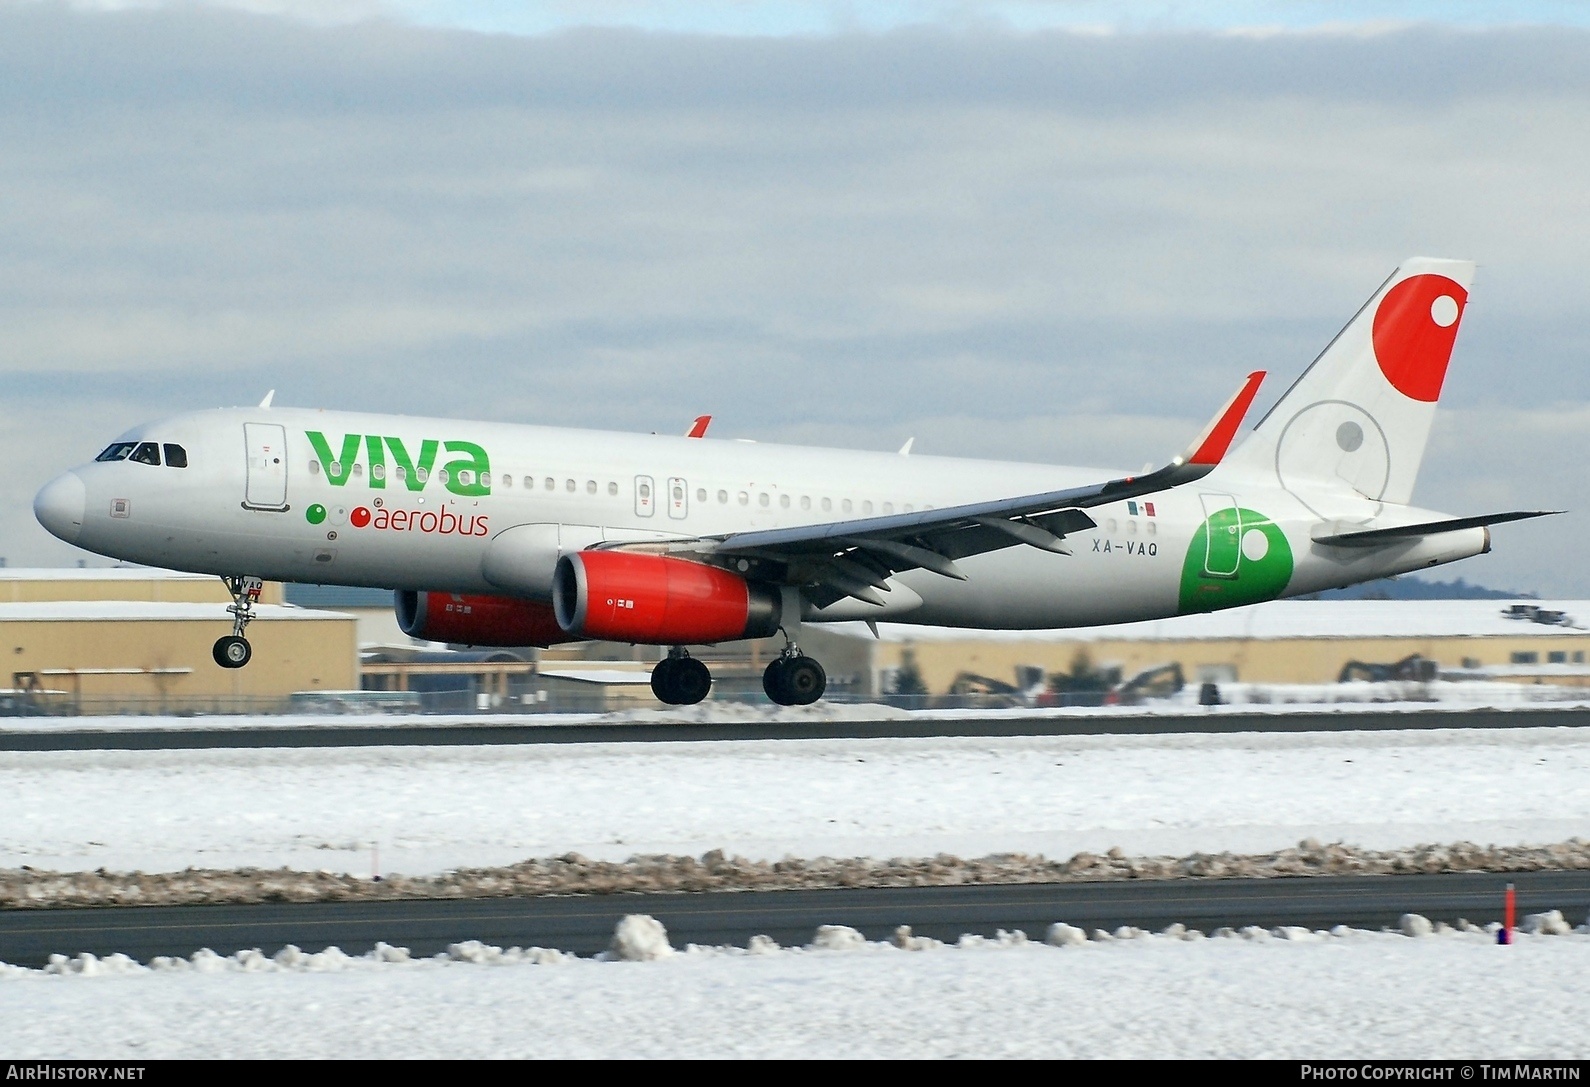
xmin=763 ymin=634 xmax=826 ymax=706
xmin=213 ymin=575 xmax=264 ymax=670
xmin=651 ymin=647 xmax=713 ymax=706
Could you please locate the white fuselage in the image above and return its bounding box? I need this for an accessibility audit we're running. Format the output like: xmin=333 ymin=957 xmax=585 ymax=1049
xmin=40 ymin=405 xmax=1488 ymax=630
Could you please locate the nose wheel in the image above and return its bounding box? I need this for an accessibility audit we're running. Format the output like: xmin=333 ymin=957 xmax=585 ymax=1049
xmin=213 ymin=636 xmax=252 ymax=669
xmin=763 ymin=640 xmax=826 ymax=706
xmin=213 ymin=575 xmax=264 ymax=670
xmin=651 ymin=649 xmax=713 ymax=706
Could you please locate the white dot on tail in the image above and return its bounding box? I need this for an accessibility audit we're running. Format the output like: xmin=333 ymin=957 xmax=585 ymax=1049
xmin=1430 ymin=295 xmax=1459 ymax=327
xmin=1241 ymin=528 xmax=1269 ymax=562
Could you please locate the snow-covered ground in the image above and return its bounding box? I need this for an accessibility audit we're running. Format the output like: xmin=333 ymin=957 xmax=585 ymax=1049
xmin=8 ymin=723 xmax=1590 ymax=1059
xmin=4 ymin=726 xmax=1590 ymax=875
xmin=4 ymin=922 xmax=1589 ymax=1059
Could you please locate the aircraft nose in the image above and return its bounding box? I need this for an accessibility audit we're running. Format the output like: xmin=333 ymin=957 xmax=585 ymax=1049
xmin=34 ymin=471 xmax=86 ymax=545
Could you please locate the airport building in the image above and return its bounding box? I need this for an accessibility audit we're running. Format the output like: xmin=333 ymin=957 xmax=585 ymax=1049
xmin=857 ymin=600 xmax=1590 ymax=696
xmin=4 ymin=567 xmax=1586 ymax=711
xmin=0 ymin=569 xmax=358 ymax=713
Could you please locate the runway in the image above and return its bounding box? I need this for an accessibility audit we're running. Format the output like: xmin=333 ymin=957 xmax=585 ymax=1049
xmin=3 ymin=871 xmax=1585 ymax=967
xmin=2 ymin=704 xmax=1588 ymax=751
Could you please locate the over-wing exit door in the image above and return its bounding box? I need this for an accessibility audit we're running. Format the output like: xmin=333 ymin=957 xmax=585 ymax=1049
xmin=244 ymin=423 xmax=289 ymax=511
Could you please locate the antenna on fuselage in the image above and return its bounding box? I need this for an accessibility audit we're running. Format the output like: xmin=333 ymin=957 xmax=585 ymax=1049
xmin=258 ymin=390 xmax=276 ymax=409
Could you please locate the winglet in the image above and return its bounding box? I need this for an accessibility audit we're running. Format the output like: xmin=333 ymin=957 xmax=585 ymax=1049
xmin=686 ymin=415 xmax=712 ymax=438
xmin=1182 ymin=371 xmax=1265 ymax=466
xmin=258 ymin=389 xmax=276 ymax=409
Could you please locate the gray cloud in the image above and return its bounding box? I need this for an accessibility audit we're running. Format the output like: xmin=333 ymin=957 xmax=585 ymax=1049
xmin=1 ymin=4 xmax=1586 ymax=595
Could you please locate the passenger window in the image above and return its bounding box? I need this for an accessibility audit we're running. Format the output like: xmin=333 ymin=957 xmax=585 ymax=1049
xmin=738 ymin=492 xmax=749 ymax=506
xmin=801 ymin=496 xmax=811 ymax=510
xmin=456 ymin=469 xmax=473 ymax=486
xmin=822 ymin=498 xmax=832 ymax=512
xmin=881 ymin=502 xmax=894 ymax=514
xmin=758 ymin=493 xmax=770 ymax=507
xmin=608 ymin=482 xmax=618 ymax=496
xmin=779 ymin=494 xmax=790 ymax=509
xmin=395 ymin=466 xmax=407 ymax=482
xmin=95 ymin=442 xmax=136 ymax=462
xmin=718 ymin=490 xmax=728 ymax=504
xmin=903 ymin=503 xmax=913 ymax=513
xmin=697 ymin=488 xmax=707 ymax=503
xmin=437 ymin=468 xmax=450 ymax=485
xmin=500 ymin=474 xmax=511 ymax=488
xmin=638 ymin=482 xmax=650 ymax=499
xmin=162 ymin=444 xmax=188 ymax=468
xmin=545 ymin=477 xmax=555 ymax=491
xmin=415 ymin=467 xmax=428 ymax=483
xmin=566 ymin=479 xmax=576 ymax=493
xmin=587 ymin=480 xmax=597 ymax=495
xmin=862 ymin=501 xmax=874 ymax=514
xmin=371 ymin=464 xmax=385 ymax=481
xmin=842 ymin=499 xmax=852 ymax=513
xmin=524 ymin=476 xmax=533 ymax=489
xmin=130 ymin=442 xmax=161 ymax=466
xmin=308 ymin=460 xmax=321 ymax=475
xmin=352 ymin=463 xmax=364 ymax=477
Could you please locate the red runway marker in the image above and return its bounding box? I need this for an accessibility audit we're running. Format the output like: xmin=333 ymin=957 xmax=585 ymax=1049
xmin=1499 ymin=882 xmax=1516 ymax=945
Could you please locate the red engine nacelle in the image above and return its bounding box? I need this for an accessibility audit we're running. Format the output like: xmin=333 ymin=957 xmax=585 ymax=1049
xmin=552 ymin=551 xmax=782 ymax=644
xmin=395 ymin=591 xmax=573 ymax=647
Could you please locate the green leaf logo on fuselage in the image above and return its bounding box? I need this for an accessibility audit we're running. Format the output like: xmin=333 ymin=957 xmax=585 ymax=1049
xmin=1178 ymin=506 xmax=1293 ymax=614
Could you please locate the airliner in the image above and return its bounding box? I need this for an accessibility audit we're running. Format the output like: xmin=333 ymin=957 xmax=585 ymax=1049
xmin=33 ymin=258 xmax=1552 ymax=705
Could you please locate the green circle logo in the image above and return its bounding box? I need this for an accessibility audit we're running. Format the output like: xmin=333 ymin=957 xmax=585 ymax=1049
xmin=305 ymin=503 xmax=327 ymax=525
xmin=1178 ymin=506 xmax=1294 ymax=614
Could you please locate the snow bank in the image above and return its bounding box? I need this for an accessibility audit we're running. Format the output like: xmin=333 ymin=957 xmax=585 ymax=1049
xmin=7 ymin=838 xmax=1590 ymax=909
xmin=11 ymin=910 xmax=1590 ymax=978
xmin=6 ymin=914 xmax=1590 ymax=1058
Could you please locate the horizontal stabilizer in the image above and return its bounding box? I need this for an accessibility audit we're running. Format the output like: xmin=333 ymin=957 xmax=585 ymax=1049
xmin=1311 ymin=510 xmax=1561 ymax=548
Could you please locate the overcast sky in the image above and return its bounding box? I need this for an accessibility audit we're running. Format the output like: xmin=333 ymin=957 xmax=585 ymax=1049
xmin=2 ymin=1 xmax=1587 ymax=595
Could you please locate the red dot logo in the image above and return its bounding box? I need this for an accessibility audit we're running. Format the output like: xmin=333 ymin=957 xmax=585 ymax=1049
xmin=1371 ymin=273 xmax=1468 ymax=403
xmin=350 ymin=506 xmax=372 ymax=528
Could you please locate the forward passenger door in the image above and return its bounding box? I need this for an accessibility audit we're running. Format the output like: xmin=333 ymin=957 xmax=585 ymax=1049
xmin=243 ymin=423 xmax=289 ymax=511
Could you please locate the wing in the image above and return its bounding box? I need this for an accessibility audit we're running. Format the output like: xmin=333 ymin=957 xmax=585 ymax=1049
xmin=616 ymin=371 xmax=1265 ymax=608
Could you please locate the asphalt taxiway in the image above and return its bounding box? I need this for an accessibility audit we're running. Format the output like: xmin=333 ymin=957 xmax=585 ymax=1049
xmin=3 ymin=871 xmax=1584 ymax=967
xmin=1 ymin=705 xmax=1587 ymax=751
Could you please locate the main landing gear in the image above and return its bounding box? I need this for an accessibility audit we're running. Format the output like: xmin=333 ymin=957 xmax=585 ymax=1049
xmin=213 ymin=575 xmax=263 ymax=670
xmin=650 ymin=639 xmax=829 ymax=707
xmin=763 ymin=637 xmax=826 ymax=707
xmin=651 ymin=648 xmax=713 ymax=706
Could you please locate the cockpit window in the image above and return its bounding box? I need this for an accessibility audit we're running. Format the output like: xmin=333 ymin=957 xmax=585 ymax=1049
xmin=129 ymin=442 xmax=161 ymax=466
xmin=95 ymin=442 xmax=136 ymax=462
xmin=163 ymin=444 xmax=188 ymax=468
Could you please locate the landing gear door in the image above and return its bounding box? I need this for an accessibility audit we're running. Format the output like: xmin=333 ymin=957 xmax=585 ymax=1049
xmin=244 ymin=423 xmax=289 ymax=511
xmin=1199 ymin=493 xmax=1241 ymax=578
